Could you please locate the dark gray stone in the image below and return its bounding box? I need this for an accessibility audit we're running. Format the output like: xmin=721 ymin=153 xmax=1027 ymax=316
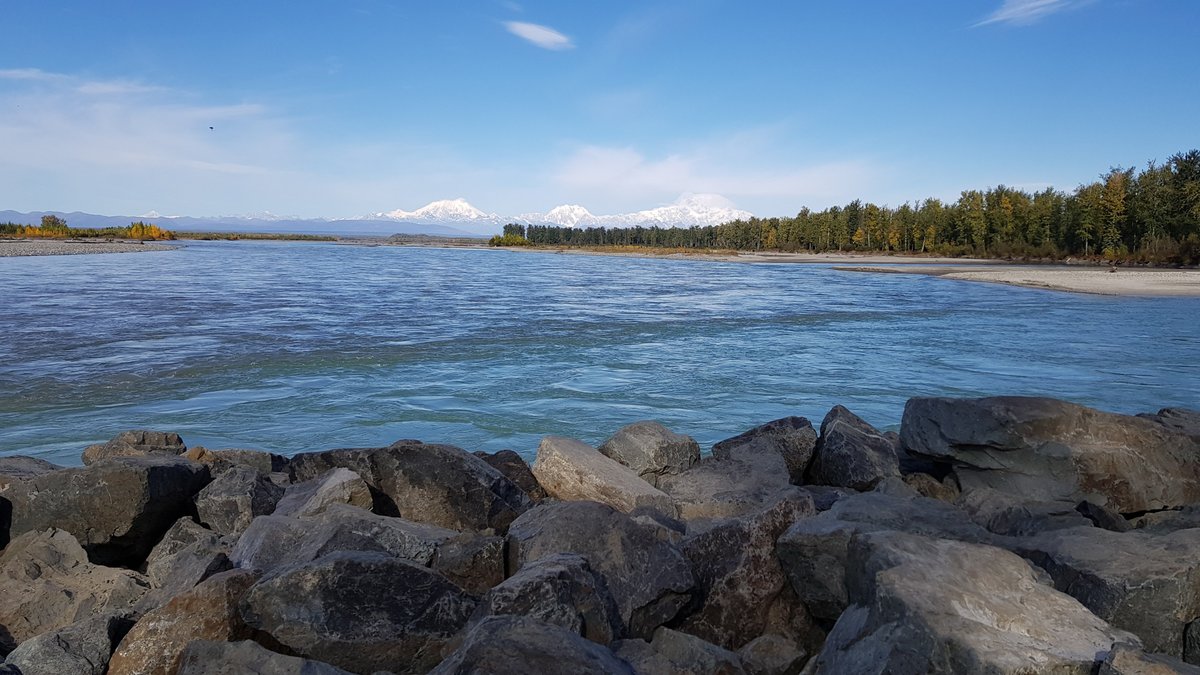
xmin=956 ymin=486 xmax=1092 ymax=536
xmin=3 ymin=612 xmax=133 ymax=675
xmin=136 ymin=535 xmax=233 ymax=613
xmin=737 ymin=634 xmax=807 ymax=675
xmin=177 ymin=640 xmax=354 ymax=675
xmin=4 ymin=456 xmax=211 ymax=566
xmin=1076 ymin=500 xmax=1132 ymax=532
xmin=1139 ymin=408 xmax=1200 ymax=445
xmin=473 ymin=449 xmax=548 ymax=503
xmin=82 ymin=430 xmax=185 ymax=465
xmin=143 ymin=517 xmax=219 ymax=586
xmin=271 ymin=468 xmax=372 ymax=518
xmin=506 ymin=500 xmax=695 ymax=639
xmin=288 ymin=440 xmax=531 ymax=533
xmin=598 ymin=421 xmax=701 ymax=487
xmin=807 ymin=406 xmax=900 ymax=491
xmin=472 ymin=553 xmax=623 ymax=644
xmin=240 ymin=551 xmax=475 ymax=674
xmin=658 ymin=449 xmax=794 ymax=529
xmin=429 ymin=532 xmax=505 ymax=595
xmin=431 ymin=615 xmax=635 ymax=675
xmin=614 ymin=628 xmax=746 ymax=675
xmin=194 ymin=466 xmax=284 ymax=537
xmin=713 ymin=417 xmax=817 ymax=485
xmin=0 ymin=456 xmax=62 ymax=489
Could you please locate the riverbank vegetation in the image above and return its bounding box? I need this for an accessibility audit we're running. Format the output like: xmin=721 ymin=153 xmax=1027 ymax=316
xmin=0 ymin=216 xmax=176 ymax=241
xmin=496 ymin=150 xmax=1200 ymax=264
xmin=174 ymin=231 xmax=337 ymax=241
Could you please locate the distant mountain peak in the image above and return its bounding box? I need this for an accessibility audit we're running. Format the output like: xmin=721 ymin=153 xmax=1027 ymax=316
xmin=373 ymin=198 xmax=502 ymax=223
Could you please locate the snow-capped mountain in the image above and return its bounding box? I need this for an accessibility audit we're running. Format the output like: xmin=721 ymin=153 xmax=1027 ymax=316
xmin=371 ymin=198 xmax=506 ymax=225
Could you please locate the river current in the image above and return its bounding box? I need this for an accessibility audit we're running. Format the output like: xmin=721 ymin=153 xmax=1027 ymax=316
xmin=1 ymin=241 xmax=1197 ymax=464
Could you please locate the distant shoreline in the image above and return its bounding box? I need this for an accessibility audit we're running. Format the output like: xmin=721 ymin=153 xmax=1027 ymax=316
xmin=0 ymin=239 xmax=178 ymax=257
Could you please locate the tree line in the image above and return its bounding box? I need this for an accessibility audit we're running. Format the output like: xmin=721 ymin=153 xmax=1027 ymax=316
xmin=0 ymin=215 xmax=176 ymax=241
xmin=496 ymin=150 xmax=1200 ymax=264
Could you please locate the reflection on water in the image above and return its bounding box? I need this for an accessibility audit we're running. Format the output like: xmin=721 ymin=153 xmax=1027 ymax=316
xmin=1 ymin=241 xmax=1197 ymax=464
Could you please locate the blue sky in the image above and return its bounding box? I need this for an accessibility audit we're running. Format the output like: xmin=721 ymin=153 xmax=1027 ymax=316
xmin=1 ymin=0 xmax=1197 ymax=219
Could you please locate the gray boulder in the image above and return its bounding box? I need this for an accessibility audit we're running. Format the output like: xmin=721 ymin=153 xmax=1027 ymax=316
xmin=177 ymin=640 xmax=354 ymax=675
xmin=955 ymin=486 xmax=1092 ymax=536
xmin=677 ymin=492 xmax=815 ymax=650
xmin=713 ymin=417 xmax=817 ymax=485
xmin=429 ymin=532 xmax=506 ymax=595
xmin=807 ymin=406 xmax=899 ymax=491
xmin=1139 ymin=407 xmax=1200 ymax=444
xmin=2 ymin=612 xmax=133 ymax=675
xmin=472 ymin=553 xmax=623 ymax=644
xmin=272 ymin=467 xmax=372 ymax=518
xmin=777 ymin=491 xmax=992 ymax=620
xmin=506 ymin=500 xmax=695 ymax=639
xmin=532 ymin=436 xmax=678 ymax=519
xmin=473 ymin=449 xmax=548 ymax=503
xmin=598 ymin=421 xmax=701 ymax=487
xmin=901 ymin=396 xmax=1200 ymax=513
xmin=1099 ymin=644 xmax=1200 ymax=674
xmin=194 ymin=466 xmax=284 ymax=537
xmin=142 ymin=517 xmax=220 ymax=586
xmin=0 ymin=456 xmax=62 ymax=489
xmin=240 ymin=551 xmax=475 ymax=674
xmin=810 ymin=531 xmax=1137 ymax=674
xmin=1014 ymin=526 xmax=1200 ymax=658
xmin=5 ymin=456 xmax=211 ymax=565
xmin=658 ymin=449 xmax=794 ymax=528
xmin=288 ymin=440 xmax=530 ymax=533
xmin=431 ymin=615 xmax=635 ymax=675
xmin=136 ymin=535 xmax=233 ymax=613
xmin=0 ymin=529 xmax=148 ymax=652
xmin=81 ymin=430 xmax=185 ymax=465
xmin=613 ymin=627 xmax=746 ymax=675
xmin=737 ymin=634 xmax=807 ymax=675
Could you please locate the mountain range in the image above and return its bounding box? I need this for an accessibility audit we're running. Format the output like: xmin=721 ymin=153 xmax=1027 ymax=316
xmin=1 ymin=194 xmax=754 ymax=237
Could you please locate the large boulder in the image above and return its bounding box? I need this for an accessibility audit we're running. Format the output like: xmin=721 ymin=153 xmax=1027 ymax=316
xmin=194 ymin=466 xmax=284 ymax=537
xmin=506 ymin=500 xmax=695 ymax=639
xmin=598 ymin=421 xmax=701 ymax=487
xmin=142 ymin=517 xmax=221 ymax=586
xmin=809 ymin=531 xmax=1137 ymax=674
xmin=431 ymin=615 xmax=635 ymax=675
xmin=677 ymin=493 xmax=815 ymax=650
xmin=176 ymin=640 xmax=354 ymax=674
xmin=473 ymin=449 xmax=548 ymax=503
xmin=4 ymin=456 xmax=211 ymax=565
xmin=240 ymin=551 xmax=476 ymax=674
xmin=1139 ymin=408 xmax=1200 ymax=444
xmin=287 ymin=440 xmax=530 ymax=533
xmin=1014 ymin=526 xmax=1200 ymax=658
xmin=1098 ymin=644 xmax=1200 ymax=674
xmin=2 ymin=612 xmax=133 ymax=675
xmin=807 ymin=406 xmax=900 ymax=491
xmin=82 ymin=430 xmax=185 ymax=465
xmin=0 ymin=456 xmax=62 ymax=489
xmin=658 ymin=449 xmax=794 ymax=529
xmin=271 ymin=467 xmax=372 ymax=518
xmin=777 ymin=491 xmax=992 ymax=620
xmin=712 ymin=417 xmax=817 ymax=485
xmin=901 ymin=396 xmax=1200 ymax=513
xmin=737 ymin=634 xmax=808 ymax=675
xmin=108 ymin=569 xmax=258 ymax=675
xmin=429 ymin=531 xmax=506 ymax=596
xmin=532 ymin=436 xmax=678 ymax=519
xmin=613 ymin=627 xmax=746 ymax=675
xmin=955 ymin=486 xmax=1092 ymax=536
xmin=472 ymin=553 xmax=623 ymax=644
xmin=136 ymin=536 xmax=233 ymax=613
xmin=0 ymin=529 xmax=148 ymax=652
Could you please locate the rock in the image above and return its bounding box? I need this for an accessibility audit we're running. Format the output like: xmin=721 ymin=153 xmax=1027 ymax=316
xmin=614 ymin=627 xmax=746 ymax=675
xmin=271 ymin=467 xmax=373 ymax=518
xmin=737 ymin=634 xmax=807 ymax=675
xmin=807 ymin=406 xmax=900 ymax=491
xmin=108 ymin=569 xmax=258 ymax=675
xmin=532 ymin=436 xmax=678 ymax=519
xmin=507 ymin=500 xmax=695 ymax=639
xmin=777 ymin=491 xmax=992 ymax=620
xmin=801 ymin=486 xmax=857 ymax=512
xmin=1077 ymin=499 xmax=1132 ymax=532
xmin=3 ymin=612 xmax=133 ymax=675
xmin=956 ymin=486 xmax=1092 ymax=536
xmin=809 ymin=531 xmax=1137 ymax=674
xmin=194 ymin=466 xmax=284 ymax=537
xmin=1099 ymin=645 xmax=1200 ymax=674
xmin=211 ymin=448 xmax=289 ymax=474
xmin=143 ymin=517 xmax=220 ymax=585
xmin=598 ymin=421 xmax=701 ymax=487
xmin=658 ymin=450 xmax=794 ymax=528
xmin=473 ymin=449 xmax=548 ymax=503
xmin=81 ymin=430 xmax=185 ymax=465
xmin=1139 ymin=408 xmax=1200 ymax=444
xmin=677 ymin=493 xmax=815 ymax=650
xmin=176 ymin=640 xmax=354 ymax=675
xmin=0 ymin=456 xmax=62 ymax=489
xmin=1014 ymin=526 xmax=1200 ymax=658
xmin=901 ymin=472 xmax=959 ymax=502
xmin=901 ymin=396 xmax=1200 ymax=513
xmin=431 ymin=615 xmax=635 ymax=675
xmin=0 ymin=529 xmax=148 ymax=651
xmin=713 ymin=417 xmax=817 ymax=485
xmin=231 ymin=503 xmax=458 ymax=572
xmin=5 ymin=456 xmax=211 ymax=565
xmin=288 ymin=440 xmax=530 ymax=533
xmin=429 ymin=532 xmax=505 ymax=595
xmin=472 ymin=553 xmax=623 ymax=644
xmin=872 ymin=475 xmax=920 ymax=498
xmin=1132 ymin=506 xmax=1200 ymax=534
xmin=240 ymin=551 xmax=475 ymax=674
xmin=136 ymin=535 xmax=233 ymax=613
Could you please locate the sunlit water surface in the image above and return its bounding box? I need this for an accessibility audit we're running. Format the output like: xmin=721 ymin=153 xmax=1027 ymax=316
xmin=2 ymin=241 xmax=1197 ymax=465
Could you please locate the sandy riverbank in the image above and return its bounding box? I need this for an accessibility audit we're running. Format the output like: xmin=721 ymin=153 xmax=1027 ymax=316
xmin=499 ymin=246 xmax=999 ymax=265
xmin=0 ymin=239 xmax=178 ymax=257
xmin=837 ymin=265 xmax=1200 ymax=297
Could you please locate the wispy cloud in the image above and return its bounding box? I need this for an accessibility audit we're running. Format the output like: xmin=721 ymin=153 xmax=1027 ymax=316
xmin=0 ymin=67 xmax=68 ymax=82
xmin=974 ymin=0 xmax=1091 ymax=27
xmin=504 ymin=21 xmax=574 ymax=50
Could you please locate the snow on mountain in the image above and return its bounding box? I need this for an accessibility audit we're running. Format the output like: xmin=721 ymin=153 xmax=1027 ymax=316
xmin=372 ymin=198 xmax=505 ymax=225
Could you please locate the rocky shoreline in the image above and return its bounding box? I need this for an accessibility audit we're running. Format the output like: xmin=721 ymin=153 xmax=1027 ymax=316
xmin=2 ymin=396 xmax=1200 ymax=674
xmin=0 ymin=239 xmax=177 ymax=257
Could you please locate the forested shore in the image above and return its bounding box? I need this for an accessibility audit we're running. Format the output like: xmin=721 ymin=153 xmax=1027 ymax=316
xmin=497 ymin=150 xmax=1200 ymax=265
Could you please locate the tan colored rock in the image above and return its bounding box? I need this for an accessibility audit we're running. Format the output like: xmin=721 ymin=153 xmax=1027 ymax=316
xmin=108 ymin=569 xmax=259 ymax=675
xmin=82 ymin=430 xmax=185 ymax=465
xmin=532 ymin=436 xmax=677 ymax=519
